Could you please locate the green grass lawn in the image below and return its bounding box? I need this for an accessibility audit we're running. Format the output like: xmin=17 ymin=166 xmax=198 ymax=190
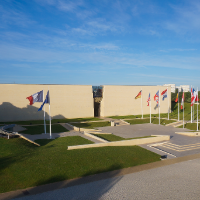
xmin=109 ymin=102 xmax=200 ymax=122
xmin=178 ymin=123 xmax=200 ymax=131
xmin=70 ymin=121 xmax=111 ymax=129
xmin=0 ymin=117 xmax=102 ymax=125
xmin=0 ymin=137 xmax=160 ymax=194
xmin=94 ymin=134 xmax=153 ymax=142
xmin=125 ymin=118 xmax=175 ymax=125
xmin=20 ymin=124 xmax=69 ymax=135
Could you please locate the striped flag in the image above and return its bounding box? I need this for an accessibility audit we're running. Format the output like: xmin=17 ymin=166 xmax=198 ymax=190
xmin=135 ymin=90 xmax=142 ymax=99
xmin=154 ymin=90 xmax=159 ymax=104
xmin=147 ymin=93 xmax=150 ymax=106
xmin=181 ymin=92 xmax=184 ymax=109
xmin=175 ymin=93 xmax=178 ymax=102
xmin=161 ymin=89 xmax=167 ymax=101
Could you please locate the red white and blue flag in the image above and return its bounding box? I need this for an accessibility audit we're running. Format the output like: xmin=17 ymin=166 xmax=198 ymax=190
xmin=26 ymin=90 xmax=43 ymax=105
xmin=181 ymin=92 xmax=184 ymax=109
xmin=161 ymin=89 xmax=167 ymax=101
xmin=147 ymin=93 xmax=150 ymax=106
xmin=191 ymin=88 xmax=199 ymax=106
xmin=38 ymin=90 xmax=50 ymax=111
xmin=154 ymin=90 xmax=159 ymax=104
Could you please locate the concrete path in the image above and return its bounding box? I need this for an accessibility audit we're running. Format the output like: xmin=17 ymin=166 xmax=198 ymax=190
xmin=1 ymin=153 xmax=200 ymax=200
xmin=98 ymin=123 xmax=200 ymax=158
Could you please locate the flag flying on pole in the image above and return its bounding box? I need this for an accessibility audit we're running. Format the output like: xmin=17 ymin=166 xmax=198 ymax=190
xmin=175 ymin=93 xmax=178 ymax=102
xmin=193 ymin=89 xmax=199 ymax=101
xmin=191 ymin=88 xmax=196 ymax=106
xmin=147 ymin=93 xmax=150 ymax=106
xmin=135 ymin=90 xmax=142 ymax=99
xmin=26 ymin=90 xmax=43 ymax=105
xmin=38 ymin=91 xmax=50 ymax=111
xmin=161 ymin=89 xmax=167 ymax=101
xmin=181 ymin=92 xmax=184 ymax=109
xmin=154 ymin=90 xmax=159 ymax=105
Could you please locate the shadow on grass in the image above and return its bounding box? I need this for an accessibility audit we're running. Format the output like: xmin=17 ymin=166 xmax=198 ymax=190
xmin=0 ymin=156 xmax=16 ymax=172
xmin=14 ymin=164 xmax=123 ymax=199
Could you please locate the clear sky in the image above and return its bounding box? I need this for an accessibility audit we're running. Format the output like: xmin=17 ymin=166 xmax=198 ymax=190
xmin=0 ymin=0 xmax=200 ymax=88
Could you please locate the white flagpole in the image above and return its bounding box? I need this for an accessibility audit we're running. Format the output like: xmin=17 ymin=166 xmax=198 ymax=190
xmin=150 ymin=93 xmax=151 ymax=124
xmin=48 ymin=90 xmax=52 ymax=139
xmin=197 ymin=87 xmax=198 ymax=131
xmin=183 ymin=93 xmax=184 ymax=129
xmin=193 ymin=103 xmax=194 ymax=121
xmin=191 ymin=85 xmax=192 ymax=123
xmin=178 ymin=90 xmax=179 ymax=121
xmin=141 ymin=89 xmax=143 ymax=119
xmin=159 ymin=89 xmax=160 ymax=125
xmin=167 ymin=87 xmax=169 ymax=120
xmin=43 ymin=89 xmax=46 ymax=134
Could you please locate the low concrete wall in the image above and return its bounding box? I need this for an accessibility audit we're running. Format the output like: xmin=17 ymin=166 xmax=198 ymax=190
xmin=175 ymin=132 xmax=200 ymax=136
xmin=83 ymin=132 xmax=108 ymax=143
xmin=68 ymin=135 xmax=170 ymax=150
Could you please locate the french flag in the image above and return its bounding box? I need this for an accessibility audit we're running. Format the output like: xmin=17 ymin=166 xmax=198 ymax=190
xmin=26 ymin=90 xmax=43 ymax=105
xmin=161 ymin=89 xmax=167 ymax=101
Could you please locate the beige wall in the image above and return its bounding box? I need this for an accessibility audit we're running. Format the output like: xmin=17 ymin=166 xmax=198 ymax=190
xmin=0 ymin=84 xmax=94 ymax=122
xmin=100 ymin=85 xmax=171 ymax=117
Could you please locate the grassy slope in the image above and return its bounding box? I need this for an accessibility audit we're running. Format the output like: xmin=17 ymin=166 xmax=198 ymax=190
xmin=109 ymin=102 xmax=198 ymax=121
xmin=20 ymin=124 xmax=69 ymax=135
xmin=70 ymin=121 xmax=110 ymax=129
xmin=0 ymin=117 xmax=102 ymax=125
xmin=0 ymin=137 xmax=160 ymax=193
xmin=125 ymin=118 xmax=175 ymax=125
xmin=94 ymin=134 xmax=153 ymax=142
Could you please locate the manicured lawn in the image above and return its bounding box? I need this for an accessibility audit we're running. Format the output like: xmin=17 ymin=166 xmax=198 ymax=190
xmin=94 ymin=134 xmax=153 ymax=141
xmin=0 ymin=117 xmax=102 ymax=125
xmin=109 ymin=115 xmax=142 ymax=119
xmin=70 ymin=121 xmax=111 ymax=129
xmin=125 ymin=118 xmax=175 ymax=125
xmin=20 ymin=124 xmax=69 ymax=135
xmin=178 ymin=123 xmax=200 ymax=131
xmin=0 ymin=137 xmax=160 ymax=193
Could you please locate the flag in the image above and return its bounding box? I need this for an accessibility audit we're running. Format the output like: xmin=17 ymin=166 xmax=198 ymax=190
xmin=135 ymin=90 xmax=142 ymax=99
xmin=154 ymin=90 xmax=159 ymax=104
xmin=191 ymin=88 xmax=195 ymax=106
xmin=161 ymin=89 xmax=167 ymax=101
xmin=38 ymin=91 xmax=50 ymax=111
xmin=147 ymin=93 xmax=150 ymax=106
xmin=181 ymin=92 xmax=184 ymax=109
xmin=26 ymin=90 xmax=43 ymax=105
xmin=175 ymin=93 xmax=178 ymax=103
xmin=193 ymin=89 xmax=199 ymax=102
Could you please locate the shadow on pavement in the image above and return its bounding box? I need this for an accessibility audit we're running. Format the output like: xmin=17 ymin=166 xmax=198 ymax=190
xmin=11 ymin=164 xmax=123 ymax=200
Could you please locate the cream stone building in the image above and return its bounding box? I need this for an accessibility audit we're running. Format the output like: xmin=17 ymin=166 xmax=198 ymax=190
xmin=0 ymin=84 xmax=171 ymax=122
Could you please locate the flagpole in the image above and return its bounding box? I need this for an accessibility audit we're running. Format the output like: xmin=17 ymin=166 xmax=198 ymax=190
xmin=197 ymin=87 xmax=198 ymax=131
xmin=167 ymin=87 xmax=169 ymax=120
xmin=43 ymin=89 xmax=46 ymax=134
xmin=178 ymin=90 xmax=179 ymax=121
xmin=191 ymin=85 xmax=192 ymax=123
xmin=141 ymin=89 xmax=143 ymax=119
xmin=159 ymin=89 xmax=160 ymax=125
xmin=48 ymin=90 xmax=52 ymax=139
xmin=183 ymin=93 xmax=184 ymax=129
xmin=150 ymin=93 xmax=151 ymax=124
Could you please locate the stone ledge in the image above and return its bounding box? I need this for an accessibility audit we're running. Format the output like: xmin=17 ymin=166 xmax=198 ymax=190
xmin=175 ymin=132 xmax=200 ymax=136
xmin=68 ymin=135 xmax=170 ymax=150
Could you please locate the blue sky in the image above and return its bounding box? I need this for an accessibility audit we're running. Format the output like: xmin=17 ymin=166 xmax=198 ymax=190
xmin=0 ymin=0 xmax=200 ymax=88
